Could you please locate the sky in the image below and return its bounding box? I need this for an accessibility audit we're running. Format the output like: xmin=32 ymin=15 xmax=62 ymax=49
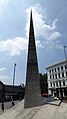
xmin=0 ymin=0 xmax=67 ymax=85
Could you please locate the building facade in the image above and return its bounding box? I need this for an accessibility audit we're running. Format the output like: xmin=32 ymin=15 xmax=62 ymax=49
xmin=0 ymin=81 xmax=4 ymax=101
xmin=46 ymin=60 xmax=67 ymax=98
xmin=0 ymin=81 xmax=25 ymax=101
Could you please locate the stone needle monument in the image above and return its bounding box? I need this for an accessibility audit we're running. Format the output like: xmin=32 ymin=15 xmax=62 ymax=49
xmin=24 ymin=10 xmax=42 ymax=108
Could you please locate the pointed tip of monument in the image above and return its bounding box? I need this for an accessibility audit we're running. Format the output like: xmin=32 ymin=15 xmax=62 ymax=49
xmin=30 ymin=9 xmax=32 ymax=18
xmin=30 ymin=9 xmax=33 ymax=26
xmin=31 ymin=9 xmax=32 ymax=13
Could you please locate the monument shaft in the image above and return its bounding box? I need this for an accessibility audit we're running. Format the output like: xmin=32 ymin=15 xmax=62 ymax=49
xmin=24 ymin=11 xmax=41 ymax=108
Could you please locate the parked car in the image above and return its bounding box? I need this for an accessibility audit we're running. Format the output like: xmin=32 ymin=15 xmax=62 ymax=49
xmin=41 ymin=93 xmax=48 ymax=97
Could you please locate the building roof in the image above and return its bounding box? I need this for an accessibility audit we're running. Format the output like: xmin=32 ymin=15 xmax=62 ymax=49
xmin=0 ymin=81 xmax=3 ymax=84
xmin=46 ymin=60 xmax=67 ymax=69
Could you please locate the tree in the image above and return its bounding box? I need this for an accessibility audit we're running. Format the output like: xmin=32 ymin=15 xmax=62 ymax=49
xmin=40 ymin=73 xmax=48 ymax=93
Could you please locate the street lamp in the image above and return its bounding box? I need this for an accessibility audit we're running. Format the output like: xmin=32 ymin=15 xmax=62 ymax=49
xmin=2 ymin=84 xmax=5 ymax=112
xmin=64 ymin=45 xmax=67 ymax=60
xmin=64 ymin=45 xmax=67 ymax=97
xmin=12 ymin=63 xmax=17 ymax=106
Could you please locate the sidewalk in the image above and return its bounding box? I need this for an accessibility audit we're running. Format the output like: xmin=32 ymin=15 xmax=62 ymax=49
xmin=0 ymin=99 xmax=67 ymax=119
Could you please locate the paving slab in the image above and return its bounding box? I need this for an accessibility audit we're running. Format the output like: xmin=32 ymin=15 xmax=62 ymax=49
xmin=0 ymin=99 xmax=67 ymax=119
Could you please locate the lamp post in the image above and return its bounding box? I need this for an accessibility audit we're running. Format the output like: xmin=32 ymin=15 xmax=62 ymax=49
xmin=12 ymin=63 xmax=17 ymax=106
xmin=2 ymin=84 xmax=5 ymax=112
xmin=59 ymin=80 xmax=61 ymax=99
xmin=64 ymin=46 xmax=67 ymax=97
xmin=64 ymin=45 xmax=67 ymax=60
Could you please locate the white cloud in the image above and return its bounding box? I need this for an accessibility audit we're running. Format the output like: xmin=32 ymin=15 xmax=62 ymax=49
xmin=27 ymin=4 xmax=62 ymax=50
xmin=0 ymin=67 xmax=7 ymax=71
xmin=25 ymin=4 xmax=61 ymax=40
xmin=25 ymin=4 xmax=62 ymax=51
xmin=0 ymin=37 xmax=42 ymax=56
xmin=0 ymin=4 xmax=62 ymax=56
xmin=36 ymin=40 xmax=44 ymax=48
xmin=0 ymin=75 xmax=9 ymax=81
xmin=0 ymin=0 xmax=9 ymax=5
xmin=0 ymin=37 xmax=28 ymax=56
xmin=48 ymin=32 xmax=61 ymax=40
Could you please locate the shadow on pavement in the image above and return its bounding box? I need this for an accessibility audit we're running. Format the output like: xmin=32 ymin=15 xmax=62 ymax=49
xmin=42 ymin=97 xmax=63 ymax=106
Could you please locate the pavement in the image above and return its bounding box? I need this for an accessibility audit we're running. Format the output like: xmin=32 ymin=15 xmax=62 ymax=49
xmin=0 ymin=98 xmax=67 ymax=119
xmin=0 ymin=100 xmax=20 ymax=114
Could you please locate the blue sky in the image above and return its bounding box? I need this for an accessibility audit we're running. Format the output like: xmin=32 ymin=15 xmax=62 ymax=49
xmin=0 ymin=0 xmax=67 ymax=85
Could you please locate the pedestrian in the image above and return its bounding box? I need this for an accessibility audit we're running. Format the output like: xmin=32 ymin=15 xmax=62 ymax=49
xmin=2 ymin=102 xmax=4 ymax=112
xmin=12 ymin=98 xmax=15 ymax=106
xmin=12 ymin=100 xmax=15 ymax=106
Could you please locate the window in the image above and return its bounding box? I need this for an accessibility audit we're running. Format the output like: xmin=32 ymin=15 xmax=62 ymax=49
xmin=49 ymin=70 xmax=51 ymax=73
xmin=55 ymin=68 xmax=56 ymax=72
xmin=56 ymin=81 xmax=58 ymax=87
xmin=61 ymin=66 xmax=63 ymax=70
xmin=53 ymin=81 xmax=55 ymax=86
xmin=65 ymin=65 xmax=67 ymax=69
xmin=63 ymin=80 xmax=65 ymax=86
xmin=50 ymin=82 xmax=52 ymax=87
xmin=58 ymin=73 xmax=60 ymax=78
xmin=62 ymin=72 xmax=64 ymax=77
xmin=58 ymin=67 xmax=60 ymax=71
xmin=66 ymin=72 xmax=67 ymax=76
xmin=52 ymin=69 xmax=53 ymax=73
xmin=53 ymin=75 xmax=54 ymax=79
xmin=55 ymin=74 xmax=57 ymax=79
xmin=59 ymin=80 xmax=61 ymax=87
xmin=50 ymin=75 xmax=51 ymax=79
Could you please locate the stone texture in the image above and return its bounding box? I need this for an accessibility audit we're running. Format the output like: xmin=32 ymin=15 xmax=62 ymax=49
xmin=0 ymin=99 xmax=67 ymax=119
xmin=24 ymin=11 xmax=41 ymax=108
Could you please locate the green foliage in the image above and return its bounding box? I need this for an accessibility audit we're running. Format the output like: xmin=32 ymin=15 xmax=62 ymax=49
xmin=40 ymin=73 xmax=48 ymax=93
